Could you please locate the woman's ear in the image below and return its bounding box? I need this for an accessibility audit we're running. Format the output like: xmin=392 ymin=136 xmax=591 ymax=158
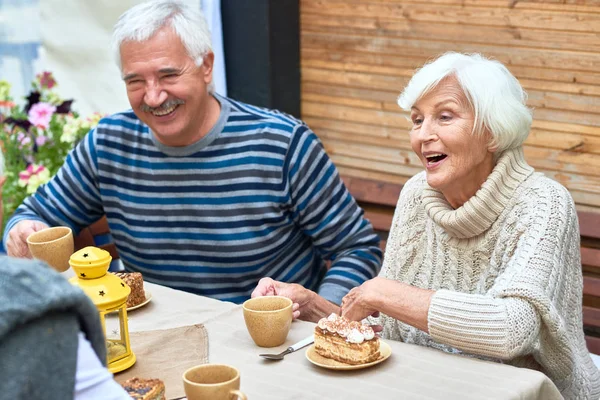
xmin=484 ymin=130 xmax=499 ymax=154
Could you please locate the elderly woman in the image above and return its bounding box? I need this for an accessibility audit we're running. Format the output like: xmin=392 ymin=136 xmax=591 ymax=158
xmin=253 ymin=52 xmax=600 ymax=398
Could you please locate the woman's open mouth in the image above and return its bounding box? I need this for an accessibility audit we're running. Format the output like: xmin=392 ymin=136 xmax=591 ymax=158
xmin=424 ymin=153 xmax=447 ymax=169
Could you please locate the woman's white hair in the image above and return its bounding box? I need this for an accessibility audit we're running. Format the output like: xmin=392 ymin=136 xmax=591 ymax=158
xmin=398 ymin=52 xmax=532 ymax=152
xmin=111 ymin=0 xmax=214 ymax=91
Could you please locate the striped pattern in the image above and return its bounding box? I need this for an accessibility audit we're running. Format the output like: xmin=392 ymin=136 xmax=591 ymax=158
xmin=5 ymin=96 xmax=382 ymax=304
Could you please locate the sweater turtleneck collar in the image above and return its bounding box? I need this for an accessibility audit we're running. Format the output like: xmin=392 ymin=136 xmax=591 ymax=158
xmin=421 ymin=147 xmax=534 ymax=239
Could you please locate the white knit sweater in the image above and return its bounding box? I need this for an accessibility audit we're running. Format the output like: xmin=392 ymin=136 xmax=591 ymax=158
xmin=378 ymin=147 xmax=600 ymax=399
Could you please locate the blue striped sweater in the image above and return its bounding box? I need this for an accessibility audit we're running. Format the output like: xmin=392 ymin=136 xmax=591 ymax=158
xmin=5 ymin=95 xmax=382 ymax=304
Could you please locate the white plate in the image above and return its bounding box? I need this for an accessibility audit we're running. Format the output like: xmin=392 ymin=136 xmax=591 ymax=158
xmin=126 ymin=291 xmax=152 ymax=311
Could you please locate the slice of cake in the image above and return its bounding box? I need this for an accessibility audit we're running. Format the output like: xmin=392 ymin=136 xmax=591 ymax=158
xmin=113 ymin=272 xmax=146 ymax=308
xmin=120 ymin=377 xmax=165 ymax=400
xmin=314 ymin=313 xmax=380 ymax=365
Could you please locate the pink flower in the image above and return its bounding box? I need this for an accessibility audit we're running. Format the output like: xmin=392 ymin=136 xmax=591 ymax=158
xmin=28 ymin=102 xmax=56 ymax=130
xmin=17 ymin=132 xmax=32 ymax=148
xmin=35 ymin=135 xmax=50 ymax=146
xmin=37 ymin=71 xmax=56 ymax=89
xmin=18 ymin=164 xmax=51 ymax=194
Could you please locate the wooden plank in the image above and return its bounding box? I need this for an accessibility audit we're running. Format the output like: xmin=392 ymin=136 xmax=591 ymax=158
xmin=302 ymin=101 xmax=411 ymax=128
xmin=303 ymin=82 xmax=396 ymax=104
xmin=378 ymin=0 xmax=600 ymax=13
xmin=301 ymin=0 xmax=600 ymax=33
xmin=582 ymin=248 xmax=600 ymax=272
xmin=581 ymin=212 xmax=600 ymax=239
xmin=531 ymin=120 xmax=600 ymax=137
xmin=303 ymin=67 xmax=405 ymax=92
xmin=341 ymin=176 xmax=401 ymax=207
xmin=303 ymin=67 xmax=600 ymax=117
xmin=584 ymin=276 xmax=600 ymax=297
xmin=527 ymin=129 xmax=600 ymax=156
xmin=302 ymin=12 xmax=600 ymax=53
xmin=586 ymin=335 xmax=600 ymax=356
xmin=363 ymin=206 xmax=395 ymax=232
xmin=584 ymin=306 xmax=600 ymax=329
xmin=315 ymin=122 xmax=600 ymax=178
xmin=337 ymin=165 xmax=410 ymax=185
xmin=522 ymin=147 xmax=600 ymax=178
xmin=330 ymin=153 xmax=424 ymax=177
xmin=526 ymin=90 xmax=600 ymax=114
xmin=304 ymin=116 xmax=409 ymax=142
xmin=302 ymin=31 xmax=600 ymax=74
xmin=309 ymin=115 xmax=600 ymax=155
xmin=302 ymin=47 xmax=600 ymax=87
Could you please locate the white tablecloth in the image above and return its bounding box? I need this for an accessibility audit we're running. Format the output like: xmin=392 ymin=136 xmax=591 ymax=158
xmin=126 ymin=282 xmax=562 ymax=400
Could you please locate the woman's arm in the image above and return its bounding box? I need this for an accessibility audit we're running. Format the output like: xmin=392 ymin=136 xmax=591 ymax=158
xmin=342 ymin=277 xmax=434 ymax=333
xmin=341 ymin=276 xmax=542 ymax=360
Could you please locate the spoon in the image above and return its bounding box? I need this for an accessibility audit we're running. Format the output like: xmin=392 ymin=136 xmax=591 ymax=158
xmin=259 ymin=335 xmax=314 ymax=360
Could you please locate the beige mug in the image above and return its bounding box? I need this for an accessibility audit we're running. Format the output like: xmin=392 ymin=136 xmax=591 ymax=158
xmin=242 ymin=296 xmax=292 ymax=347
xmin=26 ymin=226 xmax=74 ymax=272
xmin=183 ymin=364 xmax=247 ymax=400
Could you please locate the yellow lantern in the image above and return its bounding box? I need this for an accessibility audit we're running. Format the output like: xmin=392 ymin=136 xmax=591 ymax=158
xmin=69 ymin=246 xmax=136 ymax=373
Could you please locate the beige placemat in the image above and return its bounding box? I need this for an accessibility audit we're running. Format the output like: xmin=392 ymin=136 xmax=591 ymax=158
xmin=114 ymin=324 xmax=208 ymax=399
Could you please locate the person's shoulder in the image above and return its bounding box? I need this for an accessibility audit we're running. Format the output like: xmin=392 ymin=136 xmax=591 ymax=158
xmin=515 ymin=172 xmax=576 ymax=220
xmin=401 ymin=171 xmax=428 ymax=198
xmin=523 ymin=173 xmax=574 ymax=206
xmin=219 ymin=95 xmax=306 ymax=133
xmin=94 ymin=109 xmax=146 ymax=135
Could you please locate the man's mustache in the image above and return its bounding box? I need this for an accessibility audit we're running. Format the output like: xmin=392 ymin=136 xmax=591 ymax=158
xmin=141 ymin=99 xmax=185 ymax=113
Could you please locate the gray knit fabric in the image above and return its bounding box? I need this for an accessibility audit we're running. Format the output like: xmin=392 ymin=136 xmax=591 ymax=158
xmin=0 ymin=257 xmax=106 ymax=400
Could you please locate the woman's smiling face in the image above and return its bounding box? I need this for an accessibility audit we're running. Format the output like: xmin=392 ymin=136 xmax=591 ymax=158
xmin=409 ymin=77 xmax=496 ymax=208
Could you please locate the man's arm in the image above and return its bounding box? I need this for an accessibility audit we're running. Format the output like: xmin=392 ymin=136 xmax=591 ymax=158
xmin=285 ymin=125 xmax=382 ymax=305
xmin=4 ymin=129 xmax=104 ymax=255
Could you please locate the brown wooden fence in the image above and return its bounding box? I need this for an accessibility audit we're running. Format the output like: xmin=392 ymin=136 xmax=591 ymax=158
xmin=300 ymin=0 xmax=600 ymax=211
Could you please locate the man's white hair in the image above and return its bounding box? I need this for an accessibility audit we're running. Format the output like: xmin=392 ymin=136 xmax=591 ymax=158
xmin=111 ymin=0 xmax=215 ymax=92
xmin=398 ymin=52 xmax=532 ymax=152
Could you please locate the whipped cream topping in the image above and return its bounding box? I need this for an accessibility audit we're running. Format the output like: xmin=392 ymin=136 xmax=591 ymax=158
xmin=347 ymin=328 xmax=365 ymax=344
xmin=316 ymin=313 xmax=376 ymax=342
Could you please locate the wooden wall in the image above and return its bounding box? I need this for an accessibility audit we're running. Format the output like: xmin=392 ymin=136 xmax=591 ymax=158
xmin=300 ymin=0 xmax=600 ymax=212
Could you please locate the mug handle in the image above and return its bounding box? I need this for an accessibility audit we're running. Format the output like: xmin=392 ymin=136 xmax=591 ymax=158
xmin=230 ymin=389 xmax=247 ymax=400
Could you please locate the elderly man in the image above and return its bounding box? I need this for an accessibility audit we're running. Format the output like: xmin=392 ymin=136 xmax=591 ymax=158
xmin=3 ymin=0 xmax=381 ymax=306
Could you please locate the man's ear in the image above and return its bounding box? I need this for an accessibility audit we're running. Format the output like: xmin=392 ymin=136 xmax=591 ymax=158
xmin=201 ymin=52 xmax=215 ymax=85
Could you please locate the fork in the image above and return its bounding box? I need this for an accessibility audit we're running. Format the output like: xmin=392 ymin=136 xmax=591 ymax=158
xmin=259 ymin=335 xmax=314 ymax=360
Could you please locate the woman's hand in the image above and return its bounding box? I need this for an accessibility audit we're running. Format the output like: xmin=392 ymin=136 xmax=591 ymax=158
xmin=340 ymin=277 xmax=384 ymax=321
xmin=343 ymin=278 xmax=435 ymax=333
xmin=251 ymin=277 xmax=339 ymax=322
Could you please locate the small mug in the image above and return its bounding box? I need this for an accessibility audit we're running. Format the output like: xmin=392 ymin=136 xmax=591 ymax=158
xmin=26 ymin=226 xmax=74 ymax=272
xmin=242 ymin=295 xmax=292 ymax=347
xmin=183 ymin=364 xmax=247 ymax=400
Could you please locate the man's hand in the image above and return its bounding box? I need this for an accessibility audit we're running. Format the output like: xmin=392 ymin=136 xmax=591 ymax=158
xmin=252 ymin=277 xmax=315 ymax=320
xmin=6 ymin=220 xmax=50 ymax=258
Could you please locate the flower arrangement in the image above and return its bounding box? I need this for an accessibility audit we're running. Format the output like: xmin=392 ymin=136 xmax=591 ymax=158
xmin=0 ymin=72 xmax=103 ymax=232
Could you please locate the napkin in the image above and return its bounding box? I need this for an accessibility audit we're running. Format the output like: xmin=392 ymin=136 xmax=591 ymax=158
xmin=114 ymin=324 xmax=208 ymax=399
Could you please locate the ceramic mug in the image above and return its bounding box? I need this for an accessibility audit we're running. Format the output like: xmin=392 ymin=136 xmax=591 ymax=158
xmin=183 ymin=364 xmax=247 ymax=400
xmin=242 ymin=295 xmax=293 ymax=347
xmin=26 ymin=226 xmax=74 ymax=272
